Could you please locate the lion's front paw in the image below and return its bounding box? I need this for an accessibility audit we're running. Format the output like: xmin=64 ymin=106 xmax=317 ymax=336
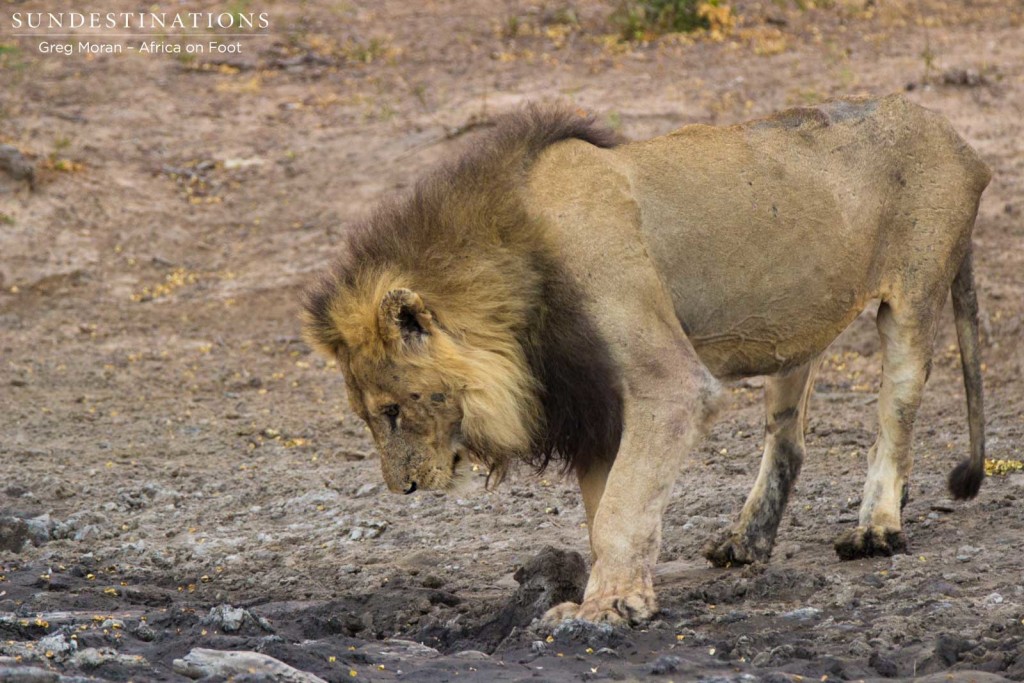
xmin=834 ymin=525 xmax=907 ymax=560
xmin=541 ymin=600 xmax=583 ymax=628
xmin=541 ymin=592 xmax=655 ymax=628
xmin=701 ymin=530 xmax=771 ymax=568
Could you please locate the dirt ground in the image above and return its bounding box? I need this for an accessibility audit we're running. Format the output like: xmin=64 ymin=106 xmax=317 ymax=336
xmin=2 ymin=0 xmax=1023 ymax=680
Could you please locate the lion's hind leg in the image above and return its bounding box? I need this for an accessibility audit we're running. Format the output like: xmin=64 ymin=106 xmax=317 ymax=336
xmin=703 ymin=358 xmax=819 ymax=567
xmin=834 ymin=298 xmax=939 ymax=559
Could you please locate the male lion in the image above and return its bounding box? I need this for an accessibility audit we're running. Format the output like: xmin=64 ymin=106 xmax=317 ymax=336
xmin=304 ymin=94 xmax=990 ymax=626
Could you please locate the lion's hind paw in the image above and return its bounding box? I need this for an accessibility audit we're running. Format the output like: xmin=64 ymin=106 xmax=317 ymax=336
xmin=701 ymin=531 xmax=771 ymax=568
xmin=834 ymin=525 xmax=907 ymax=560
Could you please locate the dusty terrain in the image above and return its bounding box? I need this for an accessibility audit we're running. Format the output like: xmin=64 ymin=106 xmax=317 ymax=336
xmin=1 ymin=0 xmax=1023 ymax=680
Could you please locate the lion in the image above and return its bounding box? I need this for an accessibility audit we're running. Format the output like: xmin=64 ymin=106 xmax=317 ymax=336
xmin=303 ymin=94 xmax=990 ymax=627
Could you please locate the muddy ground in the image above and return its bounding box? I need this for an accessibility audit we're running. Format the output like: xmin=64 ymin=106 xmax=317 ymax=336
xmin=2 ymin=0 xmax=1023 ymax=680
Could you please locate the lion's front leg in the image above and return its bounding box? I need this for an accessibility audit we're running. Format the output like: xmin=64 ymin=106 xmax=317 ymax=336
xmin=575 ymin=458 xmax=612 ymax=561
xmin=545 ymin=344 xmax=721 ymax=628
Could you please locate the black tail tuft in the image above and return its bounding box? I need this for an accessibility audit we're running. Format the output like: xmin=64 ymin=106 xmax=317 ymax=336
xmin=948 ymin=459 xmax=984 ymax=500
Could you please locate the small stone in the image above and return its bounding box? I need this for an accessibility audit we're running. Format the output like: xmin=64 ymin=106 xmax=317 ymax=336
xmin=349 ymin=520 xmax=387 ymax=541
xmin=0 ymin=516 xmax=30 ymax=553
xmin=24 ymin=514 xmax=54 ymax=545
xmin=38 ymin=632 xmax=77 ymax=659
xmin=134 ymin=624 xmax=156 ymax=642
xmin=0 ymin=666 xmax=59 ymax=682
xmin=869 ymin=651 xmax=898 ymax=677
xmin=421 ymin=574 xmax=445 ymax=589
xmin=203 ymin=605 xmax=272 ymax=633
xmin=984 ymin=592 xmax=1004 ymax=606
xmin=354 ymin=483 xmax=378 ymax=498
xmin=780 ymin=606 xmax=822 ymax=621
xmin=649 ymin=654 xmax=685 ymax=675
xmin=0 ymin=144 xmax=36 ymax=187
xmin=956 ymin=545 xmax=980 ymax=562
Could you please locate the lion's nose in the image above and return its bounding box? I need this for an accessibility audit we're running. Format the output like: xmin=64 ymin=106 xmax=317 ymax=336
xmin=404 ymin=482 xmax=418 ymax=495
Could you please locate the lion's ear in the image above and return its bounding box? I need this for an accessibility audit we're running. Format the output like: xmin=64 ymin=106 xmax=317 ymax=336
xmin=378 ymin=288 xmax=433 ymax=346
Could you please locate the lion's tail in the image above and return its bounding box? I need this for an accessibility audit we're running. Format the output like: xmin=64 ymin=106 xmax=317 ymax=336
xmin=947 ymin=247 xmax=986 ymax=499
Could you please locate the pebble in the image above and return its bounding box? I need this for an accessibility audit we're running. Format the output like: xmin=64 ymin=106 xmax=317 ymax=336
xmin=780 ymin=607 xmax=822 ymax=621
xmin=349 ymin=520 xmax=387 ymax=540
xmin=984 ymin=592 xmax=1004 ymax=606
xmin=649 ymin=654 xmax=684 ymax=675
xmin=0 ymin=666 xmax=59 ymax=682
xmin=203 ymin=605 xmax=273 ymax=633
xmin=38 ymin=632 xmax=76 ymax=659
xmin=354 ymin=483 xmax=378 ymax=498
xmin=24 ymin=515 xmax=55 ymax=545
xmin=0 ymin=516 xmax=29 ymax=553
xmin=374 ymin=639 xmax=441 ymax=660
xmin=956 ymin=545 xmax=980 ymax=562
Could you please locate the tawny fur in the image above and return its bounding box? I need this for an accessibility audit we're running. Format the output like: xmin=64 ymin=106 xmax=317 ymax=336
xmin=305 ymin=95 xmax=990 ymax=627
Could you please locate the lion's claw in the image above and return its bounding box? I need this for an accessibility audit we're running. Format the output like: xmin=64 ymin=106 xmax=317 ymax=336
xmin=701 ymin=531 xmax=771 ymax=568
xmin=541 ymin=593 xmax=654 ymax=628
xmin=834 ymin=525 xmax=908 ymax=560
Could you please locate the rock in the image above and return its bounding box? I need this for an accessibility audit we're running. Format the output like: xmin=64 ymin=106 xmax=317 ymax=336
xmin=869 ymin=650 xmax=899 ymax=677
xmin=71 ymin=647 xmax=146 ymax=669
xmin=0 ymin=144 xmax=35 ymax=188
xmin=0 ymin=516 xmax=29 ymax=553
xmin=551 ymin=619 xmax=623 ymax=650
xmin=956 ymin=545 xmax=980 ymax=562
xmin=780 ymin=606 xmax=822 ymax=621
xmin=354 ymin=483 xmax=378 ymax=497
xmin=173 ymin=648 xmax=326 ymax=682
xmin=983 ymin=592 xmax=1004 ymax=606
xmin=472 ymin=546 xmax=589 ymax=647
xmin=203 ymin=605 xmax=273 ymax=634
xmin=752 ymin=644 xmax=795 ymax=667
xmin=421 ymin=574 xmax=445 ymax=589
xmin=649 ymin=654 xmax=686 ymax=675
xmin=24 ymin=515 xmax=54 ymax=545
xmin=0 ymin=666 xmax=59 ymax=682
xmin=513 ymin=547 xmax=587 ymax=616
xmin=134 ymin=623 xmax=156 ymax=642
xmin=373 ymin=639 xmax=441 ymax=661
xmin=453 ymin=650 xmax=490 ymax=659
xmin=934 ymin=634 xmax=970 ymax=666
xmin=37 ymin=632 xmax=77 ymax=660
xmin=349 ymin=520 xmax=387 ymax=540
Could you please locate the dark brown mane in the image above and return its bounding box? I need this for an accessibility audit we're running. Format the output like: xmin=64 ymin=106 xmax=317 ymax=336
xmin=304 ymin=102 xmax=624 ymax=476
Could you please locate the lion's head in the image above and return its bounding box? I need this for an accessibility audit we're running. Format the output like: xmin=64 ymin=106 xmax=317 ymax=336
xmin=304 ymin=268 xmax=542 ymax=494
xmin=303 ymin=104 xmax=625 ymax=495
